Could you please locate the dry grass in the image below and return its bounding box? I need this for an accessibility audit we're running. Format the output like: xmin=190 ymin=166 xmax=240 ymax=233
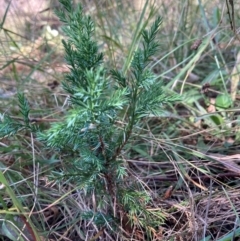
xmin=0 ymin=0 xmax=240 ymax=240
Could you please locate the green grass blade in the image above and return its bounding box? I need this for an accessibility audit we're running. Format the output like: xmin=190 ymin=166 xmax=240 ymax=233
xmin=0 ymin=0 xmax=11 ymax=30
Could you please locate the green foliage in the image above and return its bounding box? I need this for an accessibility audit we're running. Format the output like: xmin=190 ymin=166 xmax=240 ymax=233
xmin=215 ymin=94 xmax=233 ymax=110
xmin=0 ymin=0 xmax=180 ymax=236
xmin=0 ymin=114 xmax=23 ymax=138
xmin=0 ymin=0 xmax=239 ymax=240
xmin=0 ymin=93 xmax=38 ymax=138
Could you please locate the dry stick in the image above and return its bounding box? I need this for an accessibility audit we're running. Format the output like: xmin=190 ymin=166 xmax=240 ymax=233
xmin=203 ymin=178 xmax=212 ymax=239
xmin=226 ymin=0 xmax=240 ymax=42
xmin=229 ymin=0 xmax=235 ymax=32
xmin=10 ymin=116 xmax=59 ymax=123
xmin=226 ymin=0 xmax=234 ymax=32
xmin=142 ymin=172 xmax=240 ymax=181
